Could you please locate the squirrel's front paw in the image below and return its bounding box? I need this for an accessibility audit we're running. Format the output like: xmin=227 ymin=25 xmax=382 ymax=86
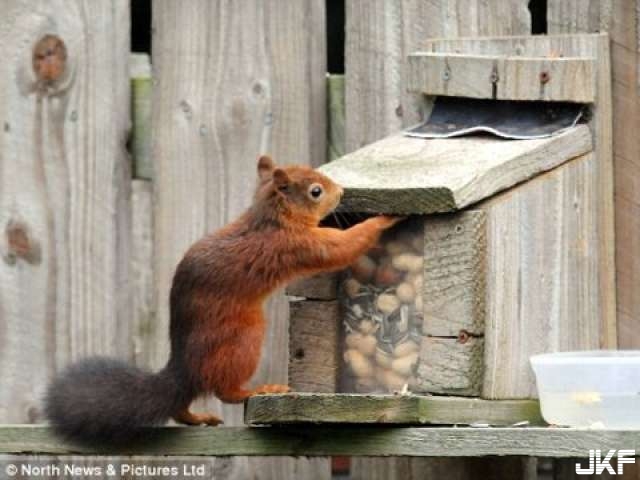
xmin=372 ymin=215 xmax=406 ymax=229
xmin=251 ymin=384 xmax=291 ymax=395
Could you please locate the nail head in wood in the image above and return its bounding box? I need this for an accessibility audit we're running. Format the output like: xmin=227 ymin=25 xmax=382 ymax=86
xmin=539 ymin=71 xmax=550 ymax=84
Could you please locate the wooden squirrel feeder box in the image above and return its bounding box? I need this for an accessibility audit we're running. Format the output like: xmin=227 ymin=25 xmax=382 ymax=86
xmin=250 ymin=33 xmax=615 ymax=427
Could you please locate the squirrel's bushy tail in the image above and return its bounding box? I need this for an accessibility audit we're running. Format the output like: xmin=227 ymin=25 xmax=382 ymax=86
xmin=45 ymin=357 xmax=182 ymax=443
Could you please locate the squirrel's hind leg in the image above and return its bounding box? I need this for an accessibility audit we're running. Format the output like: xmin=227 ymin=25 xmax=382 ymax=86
xmin=173 ymin=408 xmax=223 ymax=426
xmin=215 ymin=384 xmax=290 ymax=403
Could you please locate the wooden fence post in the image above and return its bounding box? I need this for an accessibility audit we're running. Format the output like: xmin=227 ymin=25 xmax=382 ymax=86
xmin=151 ymin=1 xmax=328 ymax=479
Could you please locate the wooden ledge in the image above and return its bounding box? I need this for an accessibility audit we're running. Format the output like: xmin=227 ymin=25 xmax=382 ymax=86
xmin=319 ymin=124 xmax=592 ymax=214
xmin=407 ymin=53 xmax=595 ymax=102
xmin=244 ymin=393 xmax=543 ymax=426
xmin=1 ymin=425 xmax=640 ymax=458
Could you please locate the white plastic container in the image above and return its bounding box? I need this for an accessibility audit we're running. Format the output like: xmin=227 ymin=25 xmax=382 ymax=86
xmin=530 ymin=350 xmax=640 ymax=428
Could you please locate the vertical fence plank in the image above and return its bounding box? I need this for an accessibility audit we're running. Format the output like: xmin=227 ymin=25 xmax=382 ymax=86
xmin=345 ymin=1 xmax=532 ymax=478
xmin=131 ymin=180 xmax=156 ymax=369
xmin=550 ymin=0 xmax=635 ymax=351
xmin=345 ymin=0 xmax=530 ymax=152
xmin=605 ymin=1 xmax=640 ymax=353
xmin=151 ymin=1 xmax=328 ymax=479
xmin=0 ymin=1 xmax=131 ymax=478
xmin=547 ymin=3 xmax=636 ymax=478
xmin=0 ymin=0 xmax=131 ymax=424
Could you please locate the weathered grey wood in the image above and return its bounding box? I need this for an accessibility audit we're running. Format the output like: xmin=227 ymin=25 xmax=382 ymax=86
xmin=344 ymin=4 xmax=532 ymax=478
xmin=548 ymin=0 xmax=638 ymax=361
xmin=547 ymin=0 xmax=608 ymax=34
xmin=152 ymin=2 xmax=327 ymax=478
xmin=407 ymin=53 xmax=595 ymax=103
xmin=129 ymin=53 xmax=152 ymax=180
xmin=422 ymin=34 xmax=616 ymax=350
xmin=344 ymin=0 xmax=531 ymax=152
xmin=245 ymin=393 xmax=543 ymax=426
xmin=600 ymin=1 xmax=640 ymax=356
xmin=423 ymin=211 xmax=486 ymax=337
xmin=286 ymin=273 xmax=338 ymax=300
xmin=320 ymin=125 xmax=592 ymax=214
xmin=327 ymin=74 xmax=345 ymax=161
xmin=416 ymin=337 xmax=484 ymax=397
xmin=3 ymin=425 xmax=640 ymax=457
xmin=131 ymin=180 xmax=158 ymax=369
xmin=288 ymin=301 xmax=340 ymax=393
xmin=0 ymin=4 xmax=131 ymax=480
xmin=0 ymin=0 xmax=131 ymax=422
xmin=481 ymin=154 xmax=602 ymax=399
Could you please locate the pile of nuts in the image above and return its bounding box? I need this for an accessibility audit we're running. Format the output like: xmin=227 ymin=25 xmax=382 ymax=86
xmin=341 ymin=222 xmax=424 ymax=393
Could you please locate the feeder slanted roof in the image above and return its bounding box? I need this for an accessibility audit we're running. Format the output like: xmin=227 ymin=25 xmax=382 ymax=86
xmin=319 ymin=125 xmax=592 ymax=214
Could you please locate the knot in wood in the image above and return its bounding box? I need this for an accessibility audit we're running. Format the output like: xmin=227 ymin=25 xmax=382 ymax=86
xmin=5 ymin=220 xmax=41 ymax=265
xmin=32 ymin=35 xmax=67 ymax=85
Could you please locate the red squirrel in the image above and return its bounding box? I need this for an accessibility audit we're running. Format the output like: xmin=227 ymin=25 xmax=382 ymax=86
xmin=45 ymin=156 xmax=401 ymax=442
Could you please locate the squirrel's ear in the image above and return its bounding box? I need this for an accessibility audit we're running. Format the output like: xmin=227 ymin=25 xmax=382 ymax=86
xmin=257 ymin=155 xmax=275 ymax=182
xmin=272 ymin=168 xmax=290 ymax=191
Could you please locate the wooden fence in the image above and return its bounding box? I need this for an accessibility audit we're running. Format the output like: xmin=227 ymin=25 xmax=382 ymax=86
xmin=1 ymin=1 xmax=639 ymax=479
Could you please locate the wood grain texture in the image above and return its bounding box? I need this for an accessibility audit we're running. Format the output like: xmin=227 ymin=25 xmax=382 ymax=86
xmin=245 ymin=393 xmax=543 ymax=426
xmin=152 ymin=2 xmax=327 ymax=479
xmin=0 ymin=0 xmax=131 ymax=423
xmin=286 ymin=273 xmax=338 ymax=300
xmin=344 ymin=3 xmax=532 ymax=477
xmin=0 ymin=3 xmax=131 ymax=480
xmin=423 ymin=34 xmax=616 ymax=350
xmin=481 ymin=154 xmax=602 ymax=399
xmin=3 ymin=425 xmax=640 ymax=457
xmin=407 ymin=53 xmax=595 ymax=102
xmin=416 ymin=336 xmax=484 ymax=397
xmin=288 ymin=301 xmax=340 ymax=393
xmin=547 ymin=0 xmax=609 ymax=35
xmin=548 ymin=0 xmax=639 ymax=355
xmin=320 ymin=125 xmax=592 ymax=214
xmin=344 ymin=0 xmax=531 ymax=152
xmin=131 ymin=180 xmax=158 ymax=369
xmin=423 ymin=211 xmax=486 ymax=337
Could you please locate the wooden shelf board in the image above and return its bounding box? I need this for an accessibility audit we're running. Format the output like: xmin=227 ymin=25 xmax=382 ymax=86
xmin=1 ymin=425 xmax=640 ymax=458
xmin=244 ymin=393 xmax=543 ymax=426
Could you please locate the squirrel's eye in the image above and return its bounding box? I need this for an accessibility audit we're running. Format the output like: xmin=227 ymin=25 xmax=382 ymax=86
xmin=308 ymin=183 xmax=324 ymax=202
